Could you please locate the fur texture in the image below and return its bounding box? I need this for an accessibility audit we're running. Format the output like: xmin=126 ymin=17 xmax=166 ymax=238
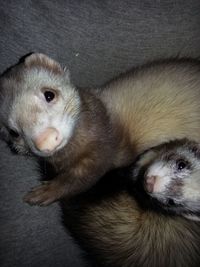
xmin=63 ymin=172 xmax=200 ymax=267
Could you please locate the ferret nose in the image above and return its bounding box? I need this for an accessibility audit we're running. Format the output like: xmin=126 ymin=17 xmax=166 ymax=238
xmin=34 ymin=127 xmax=62 ymax=153
xmin=144 ymin=175 xmax=157 ymax=193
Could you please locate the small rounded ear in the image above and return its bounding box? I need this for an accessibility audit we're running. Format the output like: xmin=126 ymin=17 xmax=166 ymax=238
xmin=24 ymin=53 xmax=64 ymax=74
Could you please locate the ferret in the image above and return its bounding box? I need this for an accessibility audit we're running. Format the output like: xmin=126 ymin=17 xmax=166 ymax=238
xmin=131 ymin=138 xmax=200 ymax=221
xmin=62 ymin=165 xmax=200 ymax=267
xmin=1 ymin=53 xmax=200 ymax=206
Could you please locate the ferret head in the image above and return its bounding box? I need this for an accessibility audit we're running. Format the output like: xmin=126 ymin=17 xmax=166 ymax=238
xmin=0 ymin=53 xmax=81 ymax=157
xmin=132 ymin=139 xmax=200 ymax=219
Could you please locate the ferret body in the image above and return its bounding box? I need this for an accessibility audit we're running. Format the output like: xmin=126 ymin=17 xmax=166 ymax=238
xmin=63 ymin=139 xmax=200 ymax=266
xmin=63 ymin=170 xmax=200 ymax=267
xmin=1 ymin=53 xmax=200 ymax=205
xmin=131 ymin=138 xmax=200 ymax=220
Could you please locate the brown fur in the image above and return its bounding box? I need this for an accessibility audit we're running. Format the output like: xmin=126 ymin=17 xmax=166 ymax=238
xmin=63 ymin=174 xmax=200 ymax=267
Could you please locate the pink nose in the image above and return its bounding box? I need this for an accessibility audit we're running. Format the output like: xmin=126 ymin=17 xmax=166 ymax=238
xmin=34 ymin=127 xmax=62 ymax=153
xmin=144 ymin=175 xmax=156 ymax=193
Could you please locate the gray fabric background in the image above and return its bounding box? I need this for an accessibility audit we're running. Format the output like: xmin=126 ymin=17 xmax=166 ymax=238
xmin=0 ymin=1 xmax=200 ymax=266
xmin=0 ymin=140 xmax=86 ymax=267
xmin=0 ymin=0 xmax=200 ymax=87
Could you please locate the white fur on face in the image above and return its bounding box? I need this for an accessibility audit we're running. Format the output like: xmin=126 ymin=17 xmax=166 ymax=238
xmin=8 ymin=67 xmax=81 ymax=156
xmin=146 ymin=150 xmax=200 ymax=212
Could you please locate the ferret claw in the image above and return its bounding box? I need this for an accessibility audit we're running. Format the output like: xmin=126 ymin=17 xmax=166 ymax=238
xmin=23 ymin=182 xmax=60 ymax=206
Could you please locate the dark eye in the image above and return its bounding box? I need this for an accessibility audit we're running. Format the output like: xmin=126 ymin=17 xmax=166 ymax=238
xmin=9 ymin=129 xmax=20 ymax=139
xmin=44 ymin=90 xmax=55 ymax=103
xmin=167 ymin=198 xmax=176 ymax=206
xmin=176 ymin=160 xmax=187 ymax=171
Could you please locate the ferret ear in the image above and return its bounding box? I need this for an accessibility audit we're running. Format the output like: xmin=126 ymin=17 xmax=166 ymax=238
xmin=24 ymin=53 xmax=64 ymax=74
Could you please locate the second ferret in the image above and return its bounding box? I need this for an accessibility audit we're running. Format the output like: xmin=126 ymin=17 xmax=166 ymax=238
xmin=131 ymin=138 xmax=200 ymax=221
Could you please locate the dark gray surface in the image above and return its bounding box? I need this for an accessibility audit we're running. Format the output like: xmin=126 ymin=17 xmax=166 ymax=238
xmin=0 ymin=0 xmax=200 ymax=87
xmin=0 ymin=1 xmax=200 ymax=267
xmin=0 ymin=140 xmax=87 ymax=267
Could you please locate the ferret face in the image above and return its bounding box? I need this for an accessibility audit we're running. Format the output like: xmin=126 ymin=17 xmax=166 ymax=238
xmin=132 ymin=139 xmax=200 ymax=216
xmin=0 ymin=53 xmax=80 ymax=157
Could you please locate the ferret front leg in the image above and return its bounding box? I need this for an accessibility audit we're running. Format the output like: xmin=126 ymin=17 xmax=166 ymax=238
xmin=24 ymin=155 xmax=108 ymax=206
xmin=23 ymin=172 xmax=100 ymax=206
xmin=23 ymin=178 xmax=67 ymax=206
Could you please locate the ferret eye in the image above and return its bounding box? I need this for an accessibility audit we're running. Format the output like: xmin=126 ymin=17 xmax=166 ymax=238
xmin=44 ymin=90 xmax=55 ymax=103
xmin=176 ymin=160 xmax=187 ymax=171
xmin=9 ymin=129 xmax=20 ymax=139
xmin=167 ymin=198 xmax=176 ymax=206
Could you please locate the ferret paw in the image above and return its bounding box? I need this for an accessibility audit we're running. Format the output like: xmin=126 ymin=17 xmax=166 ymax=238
xmin=23 ymin=182 xmax=61 ymax=206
